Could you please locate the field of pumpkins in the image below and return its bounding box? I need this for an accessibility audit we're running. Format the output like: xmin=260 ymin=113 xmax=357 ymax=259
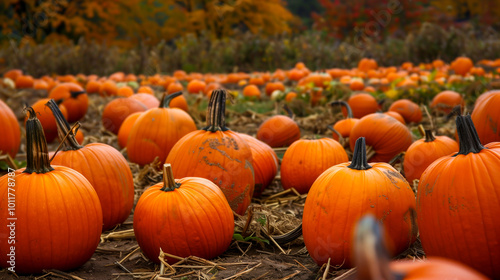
xmin=0 ymin=56 xmax=499 ymax=279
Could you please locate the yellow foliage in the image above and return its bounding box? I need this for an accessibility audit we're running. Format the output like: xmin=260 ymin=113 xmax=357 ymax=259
xmin=0 ymin=0 xmax=296 ymax=47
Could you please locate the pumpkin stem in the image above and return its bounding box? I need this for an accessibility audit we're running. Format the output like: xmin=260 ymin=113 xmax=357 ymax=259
xmin=46 ymin=99 xmax=82 ymax=151
xmin=24 ymin=107 xmax=54 ymax=174
xmin=161 ymin=163 xmax=181 ymax=191
xmin=424 ymin=129 xmax=436 ymax=142
xmin=456 ymin=115 xmax=485 ymax=155
xmin=348 ymin=137 xmax=372 ymax=170
xmin=160 ymin=91 xmax=183 ymax=108
xmin=203 ymin=89 xmax=228 ymax=132
xmin=354 ymin=215 xmax=401 ymax=280
xmin=70 ymin=90 xmax=86 ymax=99
xmin=283 ymin=104 xmax=294 ymax=118
xmin=330 ymin=100 xmax=353 ymax=119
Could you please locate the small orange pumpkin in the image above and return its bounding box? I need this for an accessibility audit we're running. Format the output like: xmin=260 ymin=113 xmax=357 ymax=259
xmin=257 ymin=107 xmax=301 ymax=148
xmin=346 ymin=93 xmax=379 ymax=118
xmin=102 ymin=97 xmax=148 ymax=134
xmin=48 ymin=82 xmax=88 ymax=122
xmin=388 ymin=99 xmax=422 ymax=124
xmin=430 ymin=90 xmax=464 ymax=114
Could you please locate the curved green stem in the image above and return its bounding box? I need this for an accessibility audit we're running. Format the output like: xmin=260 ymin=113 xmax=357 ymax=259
xmin=24 ymin=107 xmax=54 ymax=174
xmin=160 ymin=91 xmax=183 ymax=108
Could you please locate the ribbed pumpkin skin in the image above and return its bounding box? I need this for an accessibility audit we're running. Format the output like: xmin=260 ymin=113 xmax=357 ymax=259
xmin=303 ymin=162 xmax=416 ymax=267
xmin=390 ymin=257 xmax=489 ymax=280
xmin=27 ymin=98 xmax=68 ymax=143
xmin=0 ymin=99 xmax=20 ymax=157
xmin=102 ymin=97 xmax=147 ymax=134
xmin=48 ymin=83 xmax=88 ymax=122
xmin=350 ymin=113 xmax=413 ymax=162
xmin=51 ymin=143 xmax=134 ymax=231
xmin=403 ymin=135 xmax=458 ymax=183
xmin=128 ymin=93 xmax=160 ymax=109
xmin=117 ymin=112 xmax=142 ymax=148
xmin=127 ymin=107 xmax=196 ymax=165
xmin=256 ymin=115 xmax=300 ymax=148
xmin=167 ymin=130 xmax=255 ymax=215
xmin=471 ymin=90 xmax=500 ymax=144
xmin=238 ymin=133 xmax=278 ymax=197
xmin=388 ymin=99 xmax=422 ymax=124
xmin=134 ymin=177 xmax=234 ymax=264
xmin=417 ymin=141 xmax=500 ymax=278
xmin=0 ymin=167 xmax=102 ymax=274
xmin=281 ymin=138 xmax=348 ymax=194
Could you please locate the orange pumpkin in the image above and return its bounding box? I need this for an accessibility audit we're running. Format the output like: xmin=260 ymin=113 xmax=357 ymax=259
xmin=3 ymin=69 xmax=23 ymax=81
xmin=129 ymin=93 xmax=160 ymax=109
xmin=358 ymin=58 xmax=378 ymax=72
xmin=330 ymin=101 xmax=359 ymax=141
xmin=99 ymin=80 xmax=118 ymax=96
xmin=167 ymin=82 xmax=184 ymax=94
xmin=265 ymin=82 xmax=285 ymax=96
xmin=303 ymin=137 xmax=416 ymax=267
xmin=168 ymin=92 xmax=189 ymax=112
xmin=350 ymin=113 xmax=413 ymax=162
xmin=243 ymin=84 xmax=261 ymax=98
xmin=281 ymin=138 xmax=348 ymax=194
xmin=0 ymin=99 xmax=21 ymax=158
xmin=137 ymin=85 xmax=154 ymax=95
xmin=187 ymin=79 xmax=206 ymax=94
xmin=27 ymin=98 xmax=68 ymax=143
xmin=15 ymin=75 xmax=34 ymax=88
xmin=354 ymin=215 xmax=488 ymax=280
xmin=417 ymin=115 xmax=500 ymax=278
xmin=86 ymin=80 xmax=102 ymax=94
xmin=0 ymin=108 xmax=102 ymax=273
xmin=102 ymin=97 xmax=148 ymax=134
xmin=48 ymin=100 xmax=134 ymax=231
xmin=450 ymin=56 xmax=473 ymax=76
xmin=257 ymin=107 xmax=301 ymax=148
xmin=238 ymin=134 xmax=278 ymax=197
xmin=388 ymin=99 xmax=422 ymax=123
xmin=471 ymin=90 xmax=500 ymax=144
xmin=384 ymin=111 xmax=406 ymax=124
xmin=430 ymin=90 xmax=464 ymax=114
xmin=128 ymin=92 xmax=197 ymax=165
xmin=166 ymin=89 xmax=255 ymax=215
xmin=117 ymin=112 xmax=142 ymax=148
xmin=346 ymin=93 xmax=379 ymax=118
xmin=403 ymin=129 xmax=458 ymax=183
xmin=48 ymin=82 xmax=88 ymax=122
xmin=117 ymin=86 xmax=134 ymax=97
xmin=133 ymin=164 xmax=234 ymax=263
xmin=285 ymin=92 xmax=297 ymax=102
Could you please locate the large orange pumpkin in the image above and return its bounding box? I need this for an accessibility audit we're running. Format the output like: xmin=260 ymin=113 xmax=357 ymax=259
xmin=47 ymin=100 xmax=134 ymax=231
xmin=238 ymin=134 xmax=278 ymax=197
xmin=303 ymin=137 xmax=416 ymax=267
xmin=354 ymin=215 xmax=488 ymax=280
xmin=256 ymin=107 xmax=301 ymax=148
xmin=471 ymin=90 xmax=500 ymax=144
xmin=388 ymin=99 xmax=422 ymax=124
xmin=0 ymin=99 xmax=21 ymax=158
xmin=350 ymin=113 xmax=413 ymax=162
xmin=0 ymin=108 xmax=102 ymax=274
xmin=134 ymin=164 xmax=234 ymax=263
xmin=417 ymin=115 xmax=500 ymax=278
xmin=128 ymin=92 xmax=197 ymax=165
xmin=48 ymin=82 xmax=88 ymax=122
xmin=166 ymin=89 xmax=255 ymax=215
xmin=102 ymin=97 xmax=148 ymax=134
xmin=403 ymin=129 xmax=458 ymax=184
xmin=281 ymin=138 xmax=348 ymax=194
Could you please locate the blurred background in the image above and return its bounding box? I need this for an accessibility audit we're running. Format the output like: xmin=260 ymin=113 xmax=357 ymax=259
xmin=1 ymin=0 xmax=500 ymax=75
